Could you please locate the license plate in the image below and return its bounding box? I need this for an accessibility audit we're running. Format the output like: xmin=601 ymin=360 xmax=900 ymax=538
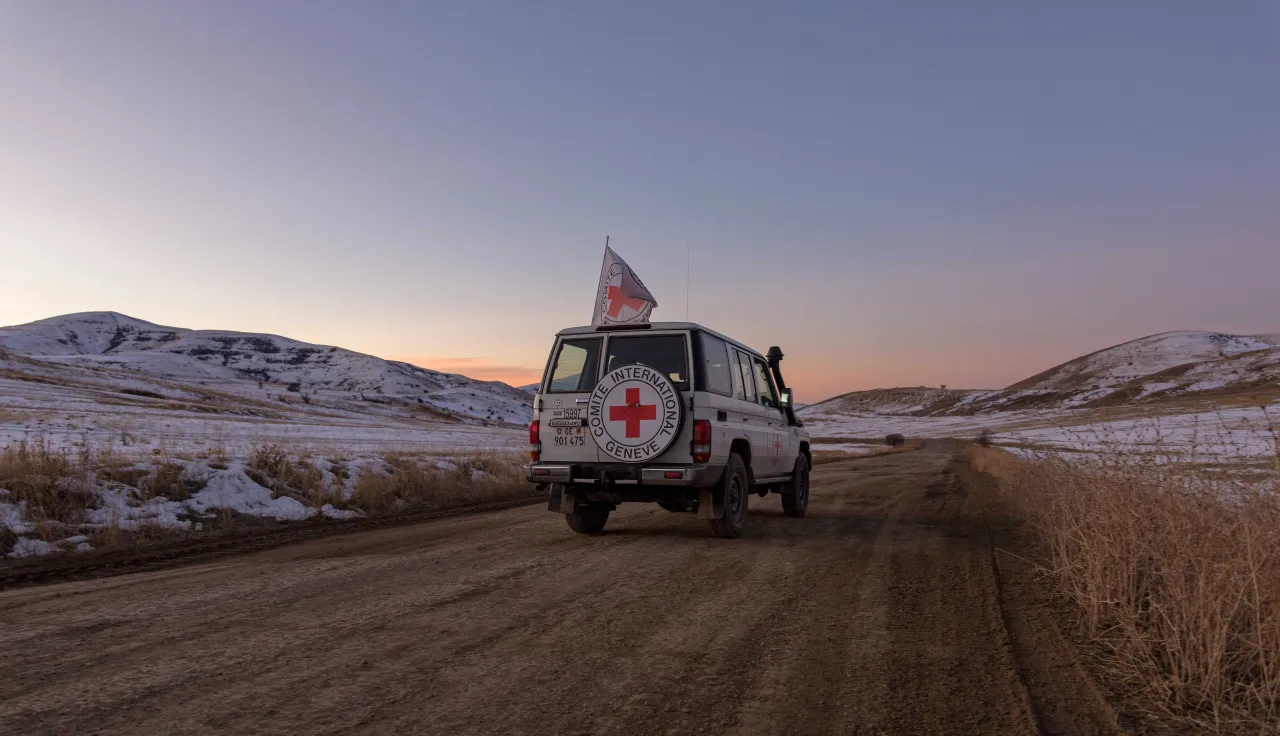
xmin=548 ymin=418 xmax=585 ymax=427
xmin=552 ymin=426 xmax=586 ymax=447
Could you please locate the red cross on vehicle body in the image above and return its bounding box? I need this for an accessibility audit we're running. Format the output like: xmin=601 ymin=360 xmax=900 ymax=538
xmin=609 ymin=387 xmax=656 ymax=438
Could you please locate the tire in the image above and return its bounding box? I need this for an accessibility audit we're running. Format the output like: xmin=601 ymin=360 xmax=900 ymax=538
xmin=566 ymin=504 xmax=610 ymax=534
xmin=781 ymin=457 xmax=810 ymax=518
xmin=658 ymin=502 xmax=689 ymax=513
xmin=708 ymin=454 xmax=749 ymax=538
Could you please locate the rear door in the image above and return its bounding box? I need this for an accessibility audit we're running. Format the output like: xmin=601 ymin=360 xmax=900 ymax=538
xmin=599 ymin=331 xmax=694 ymax=464
xmin=538 ymin=336 xmax=602 ymax=463
xmin=731 ymin=348 xmax=777 ymax=477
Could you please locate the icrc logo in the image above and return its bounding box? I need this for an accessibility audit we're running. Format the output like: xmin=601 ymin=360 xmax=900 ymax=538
xmin=598 ymin=262 xmax=654 ymax=324
xmin=587 ymin=364 xmax=683 ymax=463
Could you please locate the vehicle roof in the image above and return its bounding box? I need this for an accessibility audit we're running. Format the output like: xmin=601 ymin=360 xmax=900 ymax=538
xmin=555 ymin=322 xmax=765 ymax=359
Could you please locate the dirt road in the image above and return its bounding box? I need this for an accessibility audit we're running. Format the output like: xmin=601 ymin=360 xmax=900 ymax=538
xmin=0 ymin=444 xmax=1120 ymax=735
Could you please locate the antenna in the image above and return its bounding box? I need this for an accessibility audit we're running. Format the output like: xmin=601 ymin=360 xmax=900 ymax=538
xmin=685 ymin=242 xmax=690 ymax=321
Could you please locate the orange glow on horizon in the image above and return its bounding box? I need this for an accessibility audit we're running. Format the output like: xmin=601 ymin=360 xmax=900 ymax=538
xmin=386 ymin=355 xmax=543 ymax=387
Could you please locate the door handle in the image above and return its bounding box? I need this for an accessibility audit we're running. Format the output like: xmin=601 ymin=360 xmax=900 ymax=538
xmin=575 ymin=398 xmax=589 ymax=404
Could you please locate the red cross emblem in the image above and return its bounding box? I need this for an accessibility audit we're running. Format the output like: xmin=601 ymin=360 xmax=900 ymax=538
xmin=773 ymin=436 xmax=782 ymax=457
xmin=608 ymin=387 xmax=656 ymax=438
xmin=606 ymin=285 xmax=648 ymax=319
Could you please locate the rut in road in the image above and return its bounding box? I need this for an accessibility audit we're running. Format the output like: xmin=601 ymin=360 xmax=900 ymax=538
xmin=0 ymin=444 xmax=1119 ymax=736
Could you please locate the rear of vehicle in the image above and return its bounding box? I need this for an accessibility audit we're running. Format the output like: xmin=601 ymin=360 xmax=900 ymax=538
xmin=526 ymin=323 xmax=810 ymax=538
xmin=528 ymin=325 xmax=716 ymax=489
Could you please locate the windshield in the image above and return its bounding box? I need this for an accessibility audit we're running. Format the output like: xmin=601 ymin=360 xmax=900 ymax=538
xmin=604 ymin=334 xmax=689 ymax=390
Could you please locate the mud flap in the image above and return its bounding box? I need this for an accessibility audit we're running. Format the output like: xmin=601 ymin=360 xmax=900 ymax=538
xmin=697 ymin=488 xmax=724 ymax=520
xmin=560 ymin=491 xmax=578 ymax=515
xmin=546 ymin=484 xmax=562 ymax=512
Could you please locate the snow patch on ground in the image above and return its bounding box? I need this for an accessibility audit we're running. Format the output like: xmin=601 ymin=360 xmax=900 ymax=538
xmin=1137 ymin=382 xmax=1178 ymax=399
xmin=321 ymin=504 xmax=362 ymax=520
xmin=7 ymin=537 xmax=55 ymax=558
xmin=190 ymin=466 xmax=316 ymax=522
xmin=814 ymin=442 xmax=886 ymax=455
xmin=1061 ymin=388 xmax=1116 ymax=407
xmin=1 ymin=501 xmax=34 ymax=535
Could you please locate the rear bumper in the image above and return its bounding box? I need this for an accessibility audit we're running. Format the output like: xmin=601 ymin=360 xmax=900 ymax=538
xmin=526 ymin=462 xmax=725 ymax=488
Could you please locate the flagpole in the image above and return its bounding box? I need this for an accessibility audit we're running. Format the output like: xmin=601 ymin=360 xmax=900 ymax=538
xmin=592 ymin=235 xmax=611 ymax=325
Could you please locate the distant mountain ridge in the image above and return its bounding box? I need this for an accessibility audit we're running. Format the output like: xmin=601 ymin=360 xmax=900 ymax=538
xmin=0 ymin=312 xmax=533 ymax=424
xmin=1008 ymin=331 xmax=1280 ymax=392
xmin=802 ymin=330 xmax=1280 ymax=419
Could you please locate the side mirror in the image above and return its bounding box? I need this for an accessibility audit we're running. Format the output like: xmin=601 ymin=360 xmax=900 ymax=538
xmin=779 ymin=388 xmax=793 ymax=408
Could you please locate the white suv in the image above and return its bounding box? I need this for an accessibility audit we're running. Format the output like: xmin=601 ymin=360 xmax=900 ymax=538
xmin=526 ymin=322 xmax=811 ymax=538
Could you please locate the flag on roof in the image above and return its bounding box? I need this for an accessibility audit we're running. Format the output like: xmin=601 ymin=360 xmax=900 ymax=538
xmin=592 ymin=244 xmax=657 ymax=325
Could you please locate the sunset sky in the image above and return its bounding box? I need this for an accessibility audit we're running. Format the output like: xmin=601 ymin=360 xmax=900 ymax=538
xmin=3 ymin=1 xmax=1278 ymax=402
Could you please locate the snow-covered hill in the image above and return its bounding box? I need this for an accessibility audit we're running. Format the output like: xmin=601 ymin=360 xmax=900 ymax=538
xmin=1008 ymin=331 xmax=1280 ymax=392
xmin=802 ymin=330 xmax=1280 ymax=422
xmin=0 ymin=312 xmax=533 ymax=425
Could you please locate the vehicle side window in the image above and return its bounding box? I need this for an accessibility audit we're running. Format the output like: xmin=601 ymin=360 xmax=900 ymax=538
xmin=728 ymin=347 xmax=746 ymax=400
xmin=753 ymin=359 xmax=780 ymax=409
xmin=733 ymin=349 xmax=755 ymax=403
xmin=546 ymin=338 xmax=601 ymax=393
xmin=696 ymin=332 xmax=733 ymax=396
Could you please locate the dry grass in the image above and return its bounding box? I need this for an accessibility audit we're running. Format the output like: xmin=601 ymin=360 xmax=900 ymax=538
xmin=1 ymin=435 xmax=531 ymax=560
xmin=352 ymin=452 xmax=526 ymax=514
xmin=965 ymin=441 xmax=1280 ymax=733
xmin=0 ymin=438 xmax=95 ymax=525
xmin=140 ymin=462 xmax=208 ymax=501
xmin=246 ymin=443 xmax=335 ymax=506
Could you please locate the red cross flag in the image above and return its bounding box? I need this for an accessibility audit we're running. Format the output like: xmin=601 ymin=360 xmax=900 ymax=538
xmin=591 ymin=243 xmax=657 ymax=325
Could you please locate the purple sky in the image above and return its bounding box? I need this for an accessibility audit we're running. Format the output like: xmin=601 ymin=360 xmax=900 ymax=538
xmin=2 ymin=1 xmax=1278 ymax=401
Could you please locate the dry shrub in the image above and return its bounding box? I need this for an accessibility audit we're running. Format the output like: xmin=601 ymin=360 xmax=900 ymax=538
xmin=246 ymin=443 xmax=328 ymax=504
xmin=0 ymin=438 xmax=94 ymax=524
xmin=976 ymin=428 xmax=994 ymax=447
xmin=966 ymin=443 xmax=1280 ymax=732
xmin=141 ymin=462 xmax=207 ymax=501
xmin=352 ymin=452 xmax=526 ymax=514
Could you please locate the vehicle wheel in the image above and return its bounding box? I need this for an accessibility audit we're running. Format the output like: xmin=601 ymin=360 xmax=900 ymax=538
xmin=566 ymin=504 xmax=610 ymax=534
xmin=781 ymin=457 xmax=810 ymax=518
xmin=658 ymin=502 xmax=689 ymax=513
xmin=708 ymin=453 xmax=749 ymax=538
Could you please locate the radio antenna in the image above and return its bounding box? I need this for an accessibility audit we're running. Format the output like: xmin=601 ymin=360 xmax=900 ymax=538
xmin=685 ymin=242 xmax=690 ymax=321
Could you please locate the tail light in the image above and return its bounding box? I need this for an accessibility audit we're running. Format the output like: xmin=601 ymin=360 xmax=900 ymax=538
xmin=529 ymin=420 xmax=541 ymax=461
xmin=691 ymin=419 xmax=711 ymax=463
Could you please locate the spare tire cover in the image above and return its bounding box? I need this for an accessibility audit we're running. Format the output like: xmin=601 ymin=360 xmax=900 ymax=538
xmin=588 ymin=363 xmax=685 ymax=463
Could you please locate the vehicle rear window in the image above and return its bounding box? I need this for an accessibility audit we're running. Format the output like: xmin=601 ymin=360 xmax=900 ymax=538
xmin=695 ymin=332 xmax=733 ymax=396
xmin=604 ymin=335 xmax=689 ymax=389
xmin=546 ymin=338 xmax=601 ymax=392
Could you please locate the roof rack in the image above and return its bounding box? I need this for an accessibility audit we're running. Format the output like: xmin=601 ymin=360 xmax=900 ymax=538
xmin=594 ymin=324 xmax=653 ymax=331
